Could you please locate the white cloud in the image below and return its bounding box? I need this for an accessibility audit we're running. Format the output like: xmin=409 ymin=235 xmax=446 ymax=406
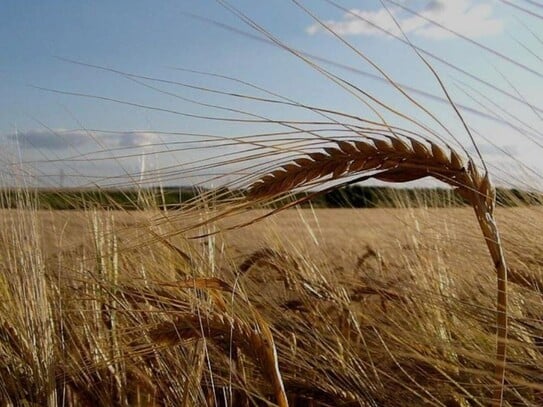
xmin=6 ymin=129 xmax=90 ymax=150
xmin=117 ymin=132 xmax=159 ymax=148
xmin=306 ymin=0 xmax=504 ymax=40
xmin=4 ymin=129 xmax=160 ymax=150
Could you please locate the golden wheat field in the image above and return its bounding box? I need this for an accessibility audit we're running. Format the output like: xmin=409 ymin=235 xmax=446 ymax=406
xmin=1 ymin=205 xmax=542 ymax=406
xmin=4 ymin=1 xmax=543 ymax=406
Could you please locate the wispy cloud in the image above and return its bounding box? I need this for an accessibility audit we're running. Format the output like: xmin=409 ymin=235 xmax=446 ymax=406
xmin=5 ymin=129 xmax=160 ymax=150
xmin=306 ymin=0 xmax=504 ymax=40
xmin=6 ymin=129 xmax=90 ymax=150
xmin=117 ymin=132 xmax=159 ymax=148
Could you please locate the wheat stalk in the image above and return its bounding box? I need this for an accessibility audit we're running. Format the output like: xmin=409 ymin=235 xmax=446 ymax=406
xmin=248 ymin=135 xmax=508 ymax=406
xmin=124 ymin=277 xmax=289 ymax=407
xmin=148 ymin=313 xmax=288 ymax=406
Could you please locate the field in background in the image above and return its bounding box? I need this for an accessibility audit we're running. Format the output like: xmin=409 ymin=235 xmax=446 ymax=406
xmin=5 ymin=206 xmax=541 ymax=266
xmin=1 ymin=204 xmax=542 ymax=406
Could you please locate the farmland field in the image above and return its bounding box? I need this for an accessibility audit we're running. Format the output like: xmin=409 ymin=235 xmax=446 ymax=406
xmin=1 ymin=206 xmax=542 ymax=406
xmin=6 ymin=207 xmax=541 ymax=271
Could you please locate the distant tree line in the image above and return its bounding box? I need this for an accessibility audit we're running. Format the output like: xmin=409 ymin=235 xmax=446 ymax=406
xmin=312 ymin=185 xmax=542 ymax=208
xmin=0 ymin=185 xmax=540 ymax=210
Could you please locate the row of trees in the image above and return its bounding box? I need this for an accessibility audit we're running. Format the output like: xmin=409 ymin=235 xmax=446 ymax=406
xmin=0 ymin=185 xmax=540 ymax=210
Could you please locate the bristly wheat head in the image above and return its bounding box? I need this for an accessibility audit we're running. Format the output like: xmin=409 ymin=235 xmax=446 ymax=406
xmin=248 ymin=134 xmax=508 ymax=407
xmin=248 ymin=136 xmax=468 ymax=198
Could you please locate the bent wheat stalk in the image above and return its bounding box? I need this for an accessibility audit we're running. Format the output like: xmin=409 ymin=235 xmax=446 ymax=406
xmin=248 ymin=135 xmax=508 ymax=406
xmin=123 ymin=277 xmax=289 ymax=407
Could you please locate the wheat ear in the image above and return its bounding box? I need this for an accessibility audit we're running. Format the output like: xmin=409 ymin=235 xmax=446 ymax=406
xmin=249 ymin=135 xmax=508 ymax=406
xmin=125 ymin=278 xmax=289 ymax=407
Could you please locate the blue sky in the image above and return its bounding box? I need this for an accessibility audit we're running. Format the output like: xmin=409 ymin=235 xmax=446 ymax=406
xmin=2 ymin=1 xmax=542 ymax=189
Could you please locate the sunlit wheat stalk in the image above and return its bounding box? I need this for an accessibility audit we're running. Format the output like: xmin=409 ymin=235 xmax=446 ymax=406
xmin=248 ymin=134 xmax=508 ymax=406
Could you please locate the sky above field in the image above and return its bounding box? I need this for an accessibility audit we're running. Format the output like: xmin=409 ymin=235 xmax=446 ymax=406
xmin=2 ymin=0 xmax=543 ymax=189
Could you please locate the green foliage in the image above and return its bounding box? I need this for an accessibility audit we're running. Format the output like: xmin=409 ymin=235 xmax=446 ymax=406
xmin=0 ymin=187 xmax=199 ymax=210
xmin=324 ymin=186 xmax=467 ymax=208
xmin=0 ymin=186 xmax=540 ymax=210
xmin=324 ymin=186 xmax=542 ymax=208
